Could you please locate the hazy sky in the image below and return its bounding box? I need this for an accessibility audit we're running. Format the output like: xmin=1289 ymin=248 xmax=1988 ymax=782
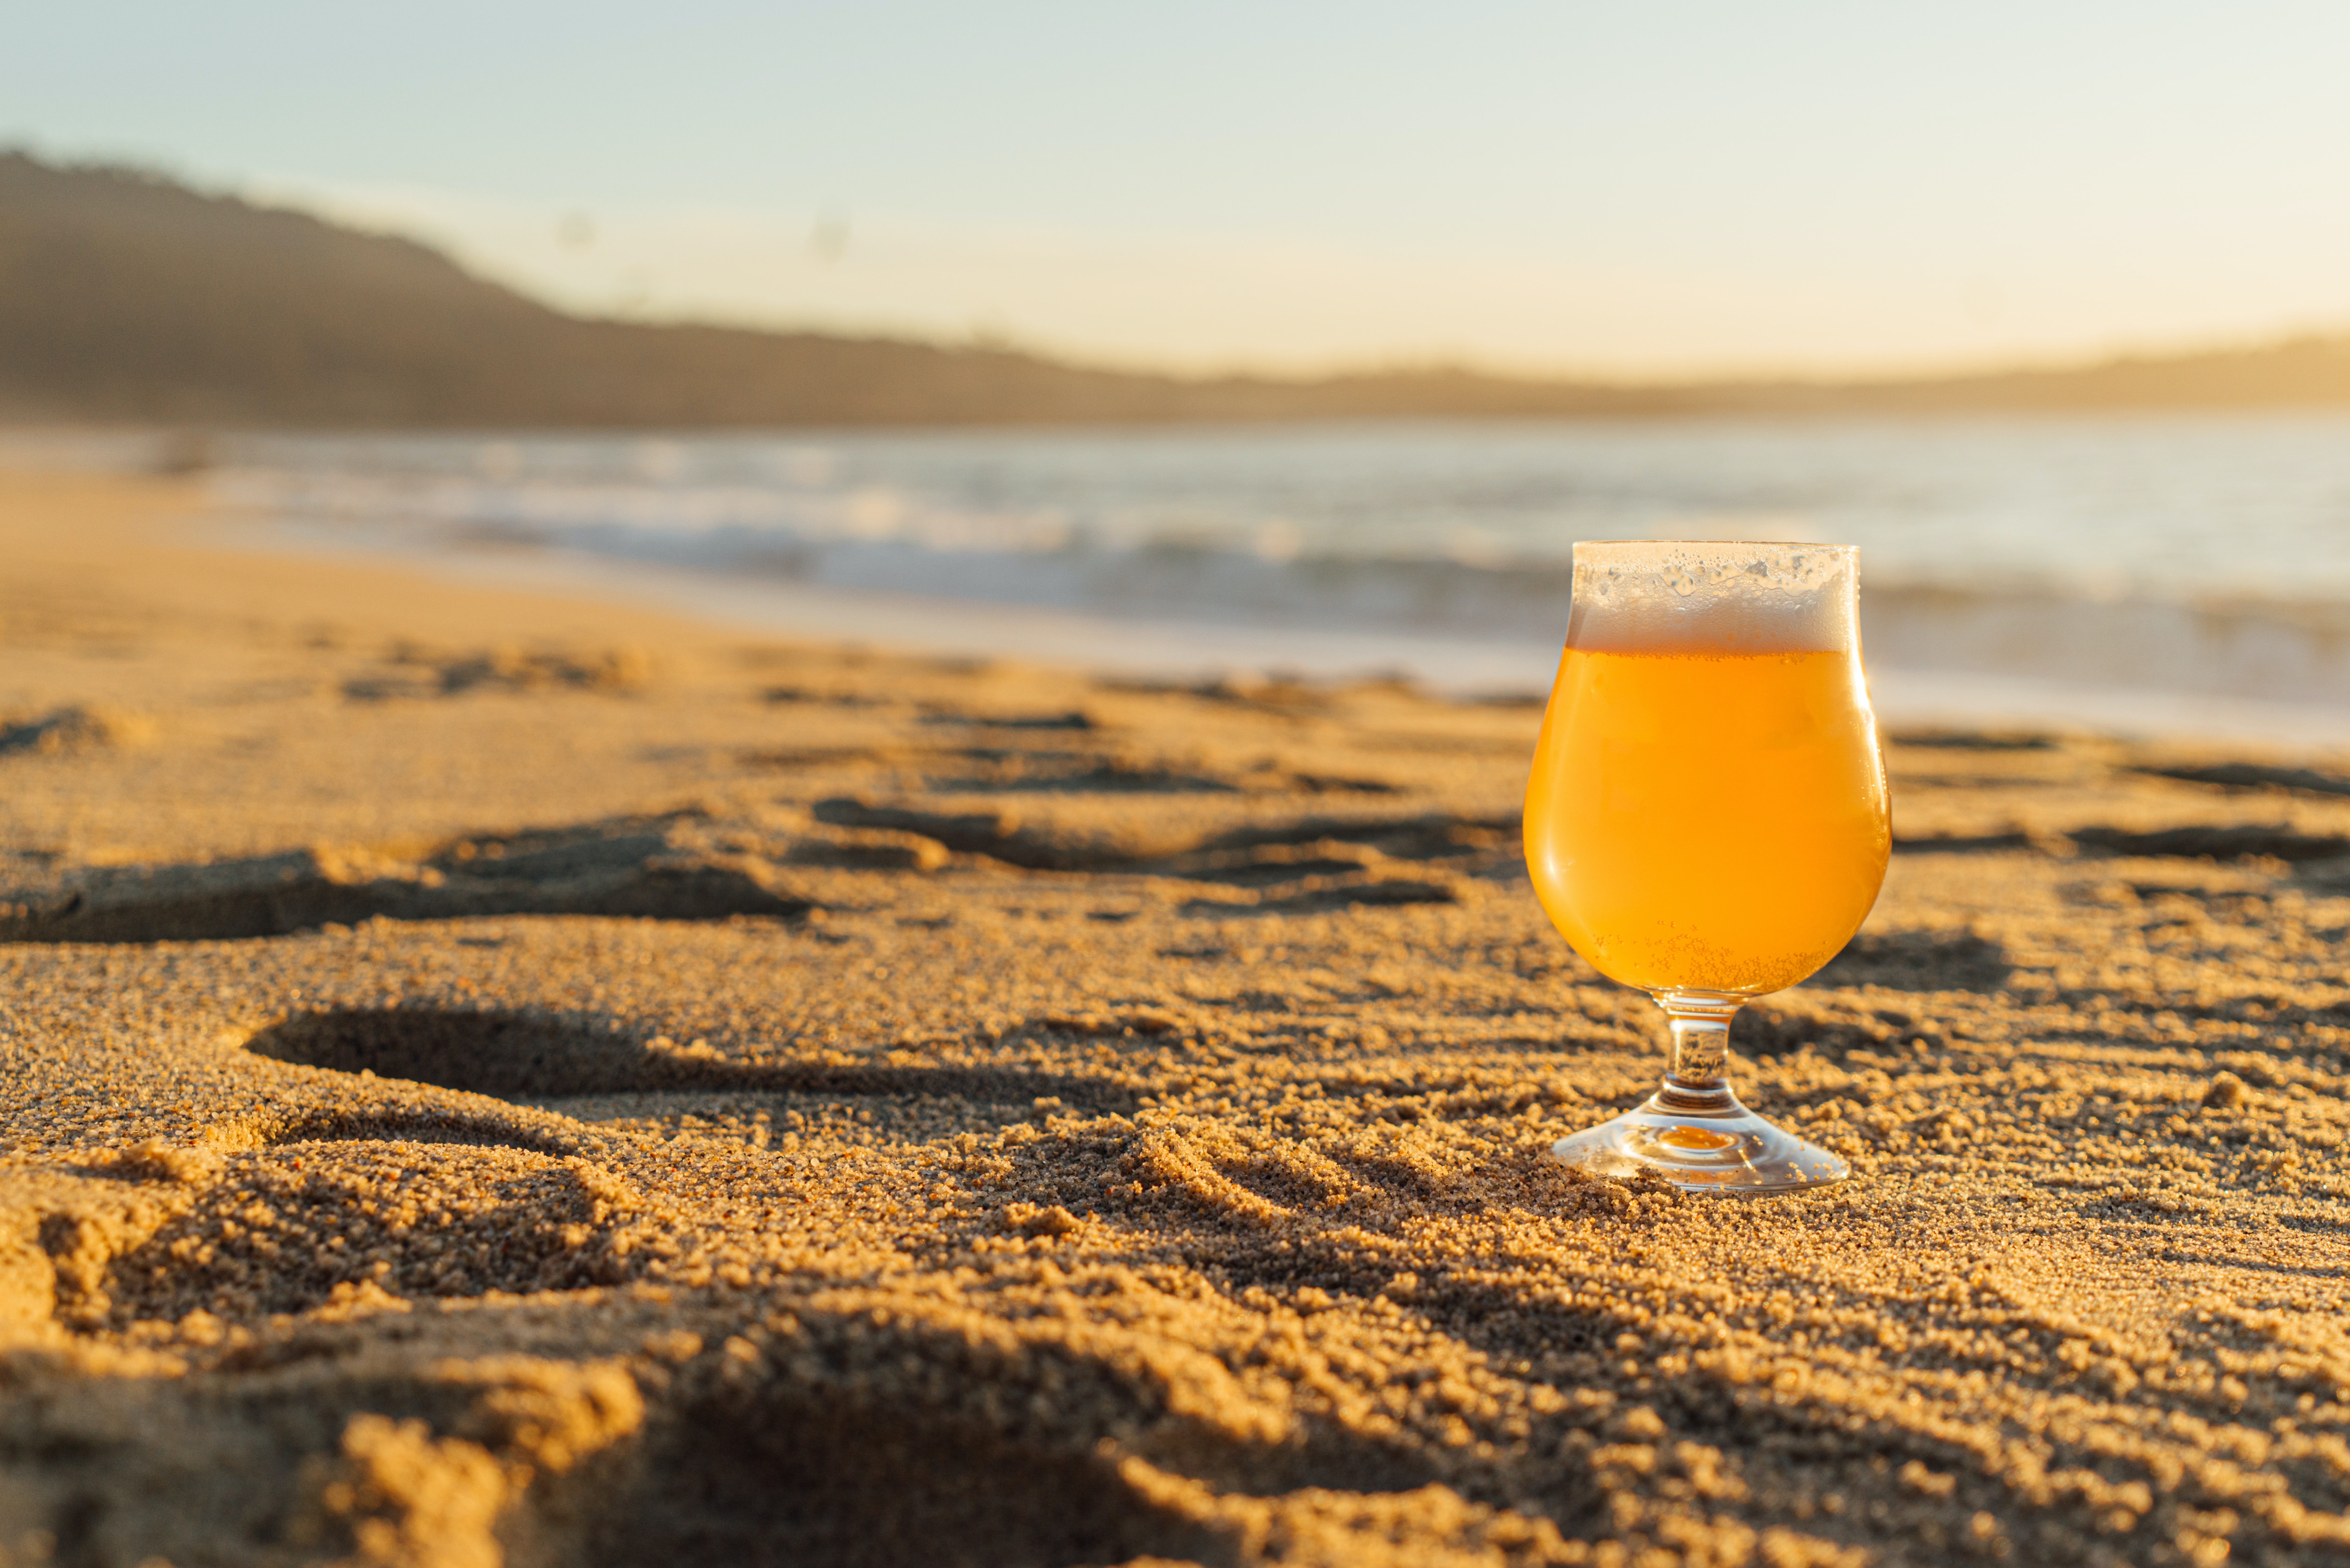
xmin=11 ymin=1 xmax=2350 ymax=376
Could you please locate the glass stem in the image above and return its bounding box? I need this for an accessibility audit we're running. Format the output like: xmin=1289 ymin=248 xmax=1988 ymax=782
xmin=1654 ymin=989 xmax=1743 ymax=1109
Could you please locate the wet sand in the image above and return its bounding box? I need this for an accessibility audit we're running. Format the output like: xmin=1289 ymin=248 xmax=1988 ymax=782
xmin=4 ymin=468 xmax=2349 ymax=1567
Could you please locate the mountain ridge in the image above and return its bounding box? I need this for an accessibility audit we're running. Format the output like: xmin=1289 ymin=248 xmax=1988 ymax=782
xmin=6 ymin=153 xmax=2350 ymax=427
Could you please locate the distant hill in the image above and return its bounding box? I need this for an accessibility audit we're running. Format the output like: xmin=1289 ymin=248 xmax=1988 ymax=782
xmin=5 ymin=153 xmax=2350 ymax=428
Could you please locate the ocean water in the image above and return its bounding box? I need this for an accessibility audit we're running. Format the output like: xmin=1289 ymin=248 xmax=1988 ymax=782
xmin=170 ymin=416 xmax=2350 ymax=733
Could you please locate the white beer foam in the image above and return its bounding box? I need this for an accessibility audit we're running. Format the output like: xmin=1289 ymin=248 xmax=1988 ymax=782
xmin=1565 ymin=541 xmax=1856 ymax=654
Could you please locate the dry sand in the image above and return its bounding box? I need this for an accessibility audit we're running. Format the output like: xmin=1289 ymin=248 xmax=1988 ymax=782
xmin=3 ymin=469 xmax=2349 ymax=1568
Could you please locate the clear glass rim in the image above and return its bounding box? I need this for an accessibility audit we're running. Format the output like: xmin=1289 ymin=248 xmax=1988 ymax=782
xmin=1572 ymin=539 xmax=1856 ymax=555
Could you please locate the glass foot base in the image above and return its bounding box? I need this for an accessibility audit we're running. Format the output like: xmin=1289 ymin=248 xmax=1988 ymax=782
xmin=1548 ymin=1080 xmax=1848 ymax=1194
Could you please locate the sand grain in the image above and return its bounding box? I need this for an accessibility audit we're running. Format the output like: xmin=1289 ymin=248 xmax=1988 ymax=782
xmin=0 ymin=471 xmax=2346 ymax=1567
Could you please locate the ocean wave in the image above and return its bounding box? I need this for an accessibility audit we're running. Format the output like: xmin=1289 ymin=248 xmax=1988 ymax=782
xmin=200 ymin=418 xmax=2350 ymax=709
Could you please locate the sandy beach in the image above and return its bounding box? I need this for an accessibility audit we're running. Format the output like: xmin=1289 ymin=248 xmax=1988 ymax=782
xmin=6 ymin=467 xmax=2350 ymax=1568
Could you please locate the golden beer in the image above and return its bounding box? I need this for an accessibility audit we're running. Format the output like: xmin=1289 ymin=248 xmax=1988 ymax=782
xmin=1524 ymin=646 xmax=1889 ymax=995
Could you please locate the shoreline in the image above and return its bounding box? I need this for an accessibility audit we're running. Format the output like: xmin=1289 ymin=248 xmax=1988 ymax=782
xmin=27 ymin=417 xmax=2350 ymax=746
xmin=200 ymin=491 xmax=2350 ymax=751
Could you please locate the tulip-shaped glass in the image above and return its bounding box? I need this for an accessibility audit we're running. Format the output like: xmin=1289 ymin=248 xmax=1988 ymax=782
xmin=1523 ymin=542 xmax=1889 ymax=1192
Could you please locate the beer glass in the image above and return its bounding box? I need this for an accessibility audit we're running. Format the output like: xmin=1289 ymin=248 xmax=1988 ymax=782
xmin=1523 ymin=542 xmax=1888 ymax=1192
